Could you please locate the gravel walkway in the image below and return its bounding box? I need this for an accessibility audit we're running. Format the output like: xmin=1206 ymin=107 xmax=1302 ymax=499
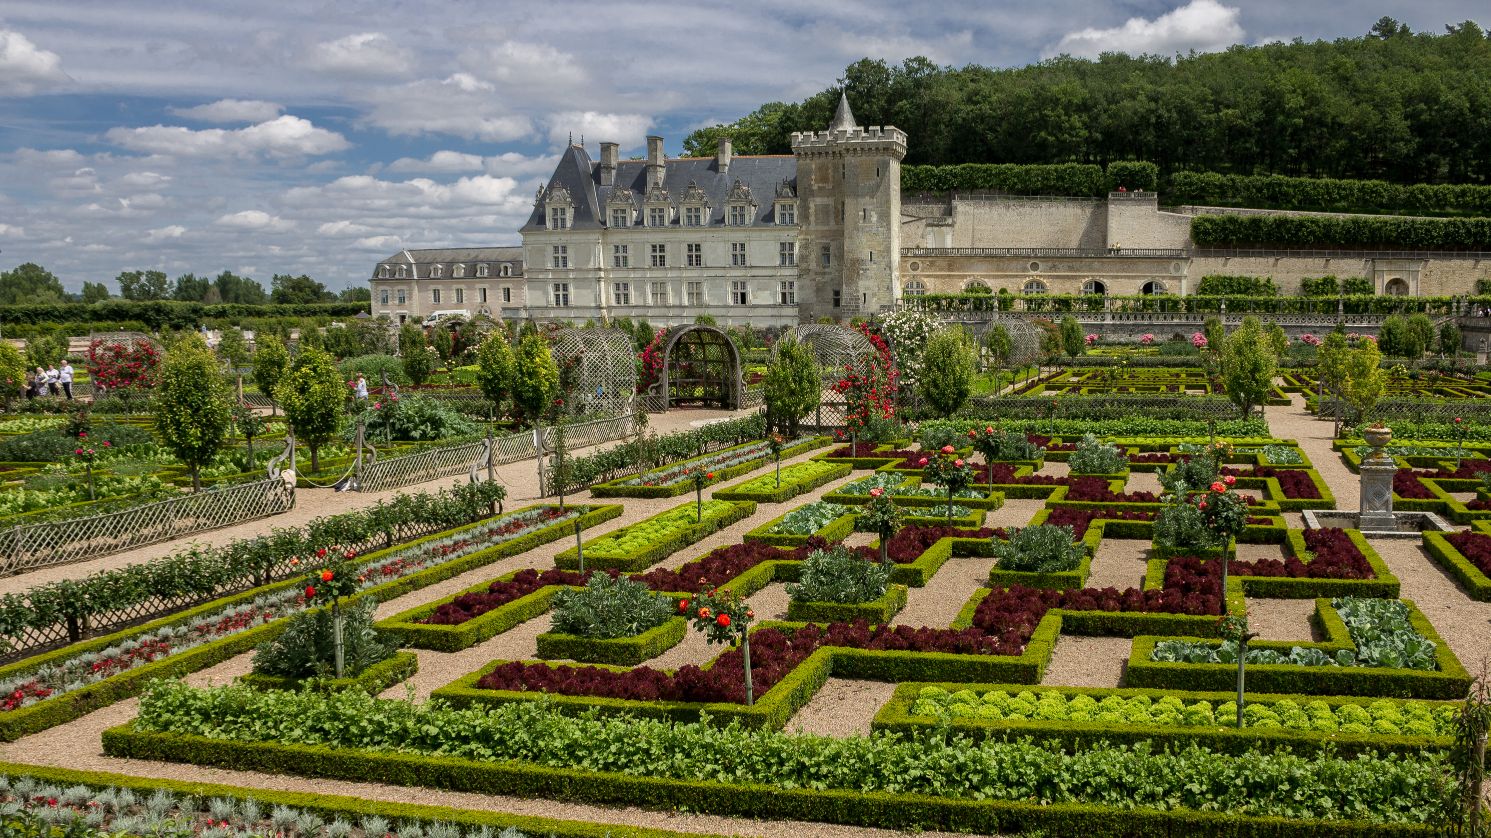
xmin=1041 ymin=636 xmax=1130 ymax=687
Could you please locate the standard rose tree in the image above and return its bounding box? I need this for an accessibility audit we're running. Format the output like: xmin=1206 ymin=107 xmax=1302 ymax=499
xmin=856 ymin=487 xmax=904 ymax=563
xmin=690 ymin=466 xmax=715 ymax=521
xmin=301 ymin=550 xmax=362 ymax=678
xmin=1198 ymin=476 xmax=1249 ymax=601
xmin=921 ymin=445 xmax=975 ymax=522
xmin=678 ymin=586 xmax=756 ymax=704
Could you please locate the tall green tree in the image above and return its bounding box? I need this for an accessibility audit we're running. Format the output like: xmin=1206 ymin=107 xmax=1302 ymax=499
xmin=271 ymin=273 xmax=334 ymax=304
xmin=1219 ymin=317 xmax=1278 ymax=418
xmin=275 ymin=347 xmax=344 ymax=472
xmin=214 ymin=271 xmax=267 ymax=304
xmin=399 ymin=323 xmax=435 ymax=386
xmin=253 ymin=334 xmax=290 ymax=416
xmin=1341 ymin=338 xmax=1388 ymax=424
xmin=154 ymin=334 xmax=233 ymax=491
xmin=431 ymin=326 xmax=454 ymax=368
xmin=79 ymin=281 xmax=111 ymax=303
xmin=216 ymin=327 xmax=251 ymax=370
xmin=1316 ymin=331 xmax=1351 ymax=433
xmin=1405 ymin=314 xmax=1435 ymax=358
xmin=25 ymin=330 xmax=67 ymax=370
xmin=338 ymin=287 xmax=372 ymax=303
xmin=1439 ymin=321 xmax=1462 ymax=355
xmin=0 ymin=263 xmax=66 ymax=305
xmin=116 ymin=269 xmax=169 ymax=301
xmin=172 ymin=273 xmax=211 ymax=302
xmin=984 ymin=323 xmax=1013 ymax=374
xmin=511 ymin=331 xmax=560 ymax=424
xmin=0 ymin=343 xmax=28 ymax=406
xmin=1058 ymin=316 xmax=1085 ymax=357
xmin=474 ymin=331 xmax=515 ymax=417
xmin=919 ymin=329 xmax=976 ymax=418
xmin=763 ymin=336 xmax=820 ymax=436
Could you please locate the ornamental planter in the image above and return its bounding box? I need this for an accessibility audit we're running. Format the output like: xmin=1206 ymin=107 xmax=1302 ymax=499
xmin=785 ymin=585 xmax=908 ymax=624
xmin=536 ymin=618 xmax=688 ymax=666
xmin=1362 ymin=426 xmax=1393 ymax=453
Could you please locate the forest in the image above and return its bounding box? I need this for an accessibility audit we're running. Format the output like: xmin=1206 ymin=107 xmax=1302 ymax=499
xmin=682 ymin=18 xmax=1491 ymax=185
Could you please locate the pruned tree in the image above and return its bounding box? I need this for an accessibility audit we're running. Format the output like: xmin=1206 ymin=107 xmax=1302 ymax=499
xmin=511 ymin=331 xmax=560 ymax=425
xmin=399 ymin=323 xmax=435 ymax=386
xmin=1219 ymin=317 xmax=1278 ymax=418
xmin=474 ymin=330 xmax=516 ymax=419
xmin=154 ymin=334 xmax=233 ymax=491
xmin=276 ymin=347 xmax=344 ymax=472
xmin=919 ymin=329 xmax=976 ymax=418
xmin=252 ymin=334 xmax=290 ymax=415
xmin=763 ymin=335 xmax=820 ymax=436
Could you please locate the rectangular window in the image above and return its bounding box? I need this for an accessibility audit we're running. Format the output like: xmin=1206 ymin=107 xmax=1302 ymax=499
xmin=686 ymin=243 xmax=703 ymax=267
xmin=479 ymin=287 xmax=488 ymax=303
xmin=648 ymin=207 xmax=667 ymax=227
xmin=778 ymin=280 xmax=796 ymax=305
xmin=832 ymin=289 xmax=842 ymax=308
xmin=552 ymin=245 xmax=568 ymax=269
xmin=728 ymin=205 xmax=749 ymax=226
xmin=730 ymin=242 xmax=746 ymax=267
xmin=730 ymin=281 xmax=749 ymax=305
xmin=778 ymin=241 xmax=796 ymax=266
xmin=650 ymin=243 xmax=667 ymax=267
xmin=502 ymin=287 xmax=511 ymax=303
xmin=650 ymin=281 xmax=668 ymax=305
xmin=397 ymin=289 xmax=406 ymax=305
xmin=820 ymin=244 xmax=831 ymax=268
xmin=431 ymin=289 xmax=441 ymax=305
xmin=379 ymin=289 xmax=389 ymax=305
xmin=612 ymin=282 xmax=631 ymax=306
xmin=454 ymin=288 xmax=464 ymax=304
xmin=684 ymin=206 xmax=702 ymax=227
xmin=552 ymin=283 xmax=570 ymax=307
xmin=686 ymin=281 xmax=703 ymax=306
xmin=549 ymin=207 xmax=569 ymax=229
xmin=612 ymin=244 xmax=629 ymax=268
xmin=611 ymin=208 xmax=629 ymax=228
xmin=778 ymin=203 xmax=795 ymax=225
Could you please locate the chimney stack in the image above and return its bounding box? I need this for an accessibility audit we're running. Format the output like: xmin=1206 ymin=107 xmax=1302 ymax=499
xmin=717 ymin=136 xmax=732 ymax=173
xmin=646 ymin=135 xmax=665 ymax=188
xmin=599 ymin=142 xmax=618 ymax=186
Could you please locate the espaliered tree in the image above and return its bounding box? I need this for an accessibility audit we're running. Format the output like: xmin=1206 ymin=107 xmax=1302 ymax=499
xmin=276 ymin=347 xmax=344 ymax=472
xmin=763 ymin=335 xmax=819 ymax=436
xmin=154 ymin=333 xmax=233 ymax=491
xmin=919 ymin=329 xmax=975 ymax=418
xmin=474 ymin=330 xmax=516 ymax=420
xmin=253 ymin=334 xmax=290 ymax=416
xmin=1218 ymin=317 xmax=1277 ymax=418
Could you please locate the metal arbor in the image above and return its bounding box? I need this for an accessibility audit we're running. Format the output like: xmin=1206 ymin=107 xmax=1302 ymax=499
xmin=972 ymin=316 xmax=1044 ymax=368
xmin=773 ymin=323 xmax=878 ymax=385
xmin=548 ymin=327 xmax=638 ymax=416
xmin=642 ymin=324 xmax=744 ymax=412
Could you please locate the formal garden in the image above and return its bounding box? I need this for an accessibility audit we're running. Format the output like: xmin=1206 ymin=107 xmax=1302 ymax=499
xmin=0 ymin=307 xmax=1488 ymax=838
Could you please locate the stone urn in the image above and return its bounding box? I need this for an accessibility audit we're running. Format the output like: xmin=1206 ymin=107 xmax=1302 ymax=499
xmin=1363 ymin=425 xmax=1393 ymax=459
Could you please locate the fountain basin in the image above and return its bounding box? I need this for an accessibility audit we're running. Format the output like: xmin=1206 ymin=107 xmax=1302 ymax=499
xmin=1302 ymin=509 xmax=1454 ymax=539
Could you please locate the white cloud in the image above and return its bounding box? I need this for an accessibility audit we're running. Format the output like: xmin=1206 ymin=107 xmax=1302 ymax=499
xmin=545 ymin=112 xmax=652 ymax=150
xmin=145 ymin=224 xmax=187 ymax=241
xmin=168 ymin=98 xmax=284 ymax=123
xmin=306 ymin=32 xmax=414 ymax=78
xmin=105 ymin=115 xmax=350 ymax=158
xmin=0 ymin=223 xmax=25 ymax=237
xmin=361 ymin=74 xmax=531 ymax=141
xmin=215 ymin=210 xmax=291 ymax=230
xmin=1045 ymin=0 xmax=1244 ymax=59
xmin=464 ymin=41 xmax=587 ymax=93
xmin=13 ymin=148 xmax=86 ymax=167
xmin=354 ymin=235 xmax=402 ymax=251
xmin=386 ymin=150 xmax=486 ymax=174
xmin=118 ymin=171 xmax=172 ymax=189
xmin=317 ymin=220 xmax=379 ymax=237
xmin=0 ymin=28 xmax=69 ymax=95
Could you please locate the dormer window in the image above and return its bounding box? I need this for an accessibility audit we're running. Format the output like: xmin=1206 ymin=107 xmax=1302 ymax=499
xmin=396 ymin=265 xmax=407 ymax=279
xmin=611 ymin=209 xmax=630 ymax=228
xmin=453 ymin=264 xmax=465 ymax=278
xmin=643 ymin=183 xmax=671 ymax=228
xmin=776 ymin=202 xmax=796 ymax=225
xmin=648 ymin=207 xmax=668 ymax=227
xmin=728 ymin=206 xmax=749 ymax=226
xmin=544 ymin=184 xmax=573 ymax=230
xmin=680 ymin=180 xmax=710 ymax=228
xmin=684 ymin=207 xmax=703 ymax=227
xmin=477 ymin=263 xmax=489 ymax=278
xmin=724 ymin=179 xmax=756 ymax=227
xmin=500 ymin=264 xmax=511 ymax=277
xmin=548 ymin=207 xmax=569 ymax=229
xmin=430 ymin=264 xmax=443 ymax=278
xmin=378 ymin=265 xmax=390 ymax=278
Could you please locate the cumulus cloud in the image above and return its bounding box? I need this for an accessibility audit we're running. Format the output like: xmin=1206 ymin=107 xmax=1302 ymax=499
xmin=105 ymin=115 xmax=350 ymax=158
xmin=360 ymin=74 xmax=531 ymax=141
xmin=463 ymin=41 xmax=587 ymax=93
xmin=306 ymin=32 xmax=414 ymax=78
xmin=386 ymin=150 xmax=486 ymax=174
xmin=168 ymin=98 xmax=284 ymax=123
xmin=145 ymin=224 xmax=187 ymax=242
xmin=117 ymin=171 xmax=172 ymax=189
xmin=0 ymin=223 xmax=25 ymax=237
xmin=545 ymin=112 xmax=652 ymax=150
xmin=215 ymin=210 xmax=291 ymax=230
xmin=1044 ymin=0 xmax=1244 ymax=59
xmin=0 ymin=28 xmax=69 ymax=95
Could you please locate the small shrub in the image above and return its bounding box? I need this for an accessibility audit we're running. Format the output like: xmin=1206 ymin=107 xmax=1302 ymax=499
xmin=1160 ymin=453 xmax=1218 ymax=495
xmin=992 ymin=525 xmax=1083 ymax=573
xmin=251 ymin=599 xmax=395 ymax=679
xmin=355 ymin=394 xmax=478 ymax=441
xmin=1067 ymin=433 xmax=1125 ymax=474
xmin=1153 ymin=497 xmax=1224 ymax=552
xmin=550 ymin=573 xmax=673 ymax=639
xmin=786 ymin=545 xmax=891 ymax=604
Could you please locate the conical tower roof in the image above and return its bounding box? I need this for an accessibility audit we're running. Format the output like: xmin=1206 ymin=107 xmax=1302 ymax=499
xmin=828 ymin=91 xmax=857 ymax=131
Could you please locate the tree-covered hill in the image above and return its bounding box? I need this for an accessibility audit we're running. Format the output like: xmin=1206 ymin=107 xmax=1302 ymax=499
xmin=684 ymin=18 xmax=1491 ymax=185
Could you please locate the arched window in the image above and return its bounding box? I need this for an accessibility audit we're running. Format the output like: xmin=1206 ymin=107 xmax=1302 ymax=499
xmin=964 ymin=279 xmax=992 ymax=294
xmin=454 ymin=264 xmax=466 ymax=278
xmin=1082 ymin=279 xmax=1107 ymax=296
xmin=477 ymin=263 xmax=489 ymax=277
xmin=500 ymin=264 xmax=511 ymax=277
xmin=378 ymin=265 xmax=390 ymax=278
xmin=1141 ymin=280 xmax=1168 ymax=295
xmin=395 ymin=265 xmax=406 ymax=279
xmin=1384 ymin=278 xmax=1409 ymax=296
xmin=1021 ymin=278 xmax=1047 ymax=295
xmin=430 ymin=264 xmax=443 ymax=278
xmin=904 ymin=280 xmax=927 ymax=297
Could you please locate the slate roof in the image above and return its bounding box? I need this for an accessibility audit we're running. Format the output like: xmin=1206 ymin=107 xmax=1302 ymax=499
xmin=521 ymin=145 xmax=798 ymax=232
xmin=372 ymin=247 xmax=523 ymax=280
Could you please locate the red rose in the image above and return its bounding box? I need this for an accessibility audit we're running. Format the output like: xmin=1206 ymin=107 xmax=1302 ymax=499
xmin=716 ymin=613 xmax=730 ymax=627
xmin=679 ymin=599 xmax=690 ymax=611
xmin=316 ymin=547 xmax=328 ymax=558
xmin=745 ymin=609 xmax=754 ymax=619
xmin=698 ymin=607 xmax=712 ymax=619
xmin=954 ymin=459 xmax=964 ymax=467
xmin=1223 ymin=475 xmax=1236 ymax=486
xmin=707 ymin=472 xmax=715 ymax=479
xmin=1210 ymin=481 xmax=1225 ymax=493
xmin=320 ymin=569 xmax=334 ymax=582
xmin=305 ymin=585 xmax=316 ymax=597
xmin=917 ymin=457 xmax=928 ymax=466
xmin=940 ymin=445 xmax=955 ymax=454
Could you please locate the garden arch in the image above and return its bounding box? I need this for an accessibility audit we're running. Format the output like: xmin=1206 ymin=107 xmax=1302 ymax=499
xmin=549 ymin=326 xmax=638 ymax=416
xmin=642 ymin=324 xmax=744 ymax=412
xmin=1383 ymin=277 xmax=1409 ymax=296
xmin=971 ymin=317 xmax=1044 ymax=369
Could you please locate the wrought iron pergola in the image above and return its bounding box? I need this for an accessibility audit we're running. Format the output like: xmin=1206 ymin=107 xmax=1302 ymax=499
xmin=549 ymin=327 xmax=638 ymax=416
xmin=642 ymin=324 xmax=744 ymax=412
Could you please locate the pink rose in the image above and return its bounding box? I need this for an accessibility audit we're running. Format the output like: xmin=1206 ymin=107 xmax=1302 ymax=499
xmin=1210 ymin=481 xmax=1226 ymax=493
xmin=954 ymin=459 xmax=964 ymax=467
xmin=917 ymin=457 xmax=928 ymax=467
xmin=869 ymin=487 xmax=884 ymax=498
xmin=940 ymin=445 xmax=955 ymax=454
xmin=1223 ymin=475 xmax=1236 ymax=486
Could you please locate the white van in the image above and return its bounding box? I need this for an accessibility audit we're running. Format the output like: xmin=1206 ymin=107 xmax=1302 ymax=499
xmin=422 ymin=310 xmax=468 ymax=327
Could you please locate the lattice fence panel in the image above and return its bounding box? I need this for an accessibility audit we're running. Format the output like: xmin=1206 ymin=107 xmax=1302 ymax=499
xmin=0 ymin=478 xmax=293 ymax=578
xmin=356 ymin=439 xmax=490 ymax=493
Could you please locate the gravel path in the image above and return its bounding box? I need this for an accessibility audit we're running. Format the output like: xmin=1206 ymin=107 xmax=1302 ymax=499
xmin=1041 ymin=636 xmax=1130 ymax=687
xmin=1246 ymin=598 xmax=1320 ymax=642
xmin=786 ymin=678 xmax=897 ymax=737
xmin=1087 ymin=538 xmax=1149 ymax=591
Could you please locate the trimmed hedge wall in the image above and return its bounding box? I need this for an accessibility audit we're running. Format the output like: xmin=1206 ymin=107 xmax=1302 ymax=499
xmin=1169 ymin=170 xmax=1491 ymax=218
xmin=535 ymin=618 xmax=687 ymax=666
xmin=238 ymin=651 xmax=418 ymax=694
xmin=785 ymin=585 xmax=908 ymax=624
xmin=0 ymin=300 xmax=367 ymax=328
xmin=743 ymin=508 xmax=857 ymax=546
xmin=554 ymin=501 xmax=757 ymax=571
xmin=1421 ymin=532 xmax=1491 ymax=601
xmin=1190 ymin=213 xmax=1491 ymax=250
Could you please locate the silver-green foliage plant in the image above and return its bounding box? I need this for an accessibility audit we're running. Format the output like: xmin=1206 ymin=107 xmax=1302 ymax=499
xmin=1067 ymin=433 xmax=1126 ymax=474
xmin=770 ymin=501 xmax=850 ymax=535
xmin=251 ymin=598 xmax=395 ymax=679
xmin=785 ymin=545 xmax=890 ymax=604
xmin=134 ymin=681 xmax=1459 ymax=825
xmin=992 ymin=525 xmax=1083 ymax=573
xmin=550 ymin=573 xmax=673 ymax=639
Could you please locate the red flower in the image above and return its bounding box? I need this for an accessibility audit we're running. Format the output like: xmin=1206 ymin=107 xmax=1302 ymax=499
xmin=305 ymin=585 xmax=316 ymax=597
xmin=316 ymin=547 xmax=328 ymax=558
xmin=679 ymin=599 xmax=690 ymax=611
xmin=320 ymin=569 xmax=334 ymax=582
xmin=706 ymin=472 xmax=715 ymax=479
xmin=78 ymin=431 xmax=87 ymax=438
xmin=1223 ymin=475 xmax=1236 ymax=486
xmin=954 ymin=459 xmax=964 ymax=467
xmin=940 ymin=445 xmax=955 ymax=454
xmin=698 ymin=607 xmax=712 ymax=619
xmin=1209 ymin=481 xmax=1226 ymax=493
xmin=917 ymin=457 xmax=928 ymax=466
xmin=716 ymin=613 xmax=731 ymax=627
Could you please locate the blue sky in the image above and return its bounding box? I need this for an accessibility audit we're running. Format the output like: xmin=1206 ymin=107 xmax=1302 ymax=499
xmin=0 ymin=0 xmax=1485 ymax=293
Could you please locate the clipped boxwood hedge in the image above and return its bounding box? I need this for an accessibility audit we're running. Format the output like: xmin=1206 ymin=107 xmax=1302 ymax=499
xmin=713 ymin=460 xmax=851 ymax=503
xmin=1421 ymin=531 xmax=1491 ymax=602
xmin=554 ymin=501 xmax=756 ymax=571
xmin=536 ymin=618 xmax=687 ymax=666
xmin=238 ymin=651 xmax=418 ymax=695
xmin=785 ymin=585 xmax=908 ymax=624
xmin=589 ymin=436 xmax=827 ymax=498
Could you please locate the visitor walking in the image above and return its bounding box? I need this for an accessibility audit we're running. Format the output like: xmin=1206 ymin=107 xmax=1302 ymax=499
xmin=23 ymin=369 xmax=37 ymax=401
xmin=43 ymin=364 xmax=59 ymax=397
xmin=58 ymin=360 xmax=74 ymax=400
xmin=354 ymin=374 xmax=369 ymax=402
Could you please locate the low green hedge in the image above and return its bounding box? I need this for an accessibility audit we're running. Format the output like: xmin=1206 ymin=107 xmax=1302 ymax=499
xmin=554 ymin=501 xmax=756 ymax=571
xmin=1125 ymin=598 xmax=1471 ymax=699
xmin=589 ymin=436 xmax=827 ymax=498
xmin=743 ymin=507 xmax=857 ymax=546
xmin=536 ymin=618 xmax=687 ymax=666
xmin=1421 ymin=532 xmax=1491 ymax=602
xmin=785 ymin=585 xmax=908 ymax=624
xmin=100 ymin=722 xmax=1436 ymax=837
xmin=238 ymin=651 xmax=418 ymax=694
xmin=987 ymin=550 xmax=1091 ymax=590
xmin=713 ymin=460 xmax=851 ymax=503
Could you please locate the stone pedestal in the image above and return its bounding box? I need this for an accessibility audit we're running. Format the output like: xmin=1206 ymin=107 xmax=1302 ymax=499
xmin=1358 ymin=456 xmax=1398 ymax=532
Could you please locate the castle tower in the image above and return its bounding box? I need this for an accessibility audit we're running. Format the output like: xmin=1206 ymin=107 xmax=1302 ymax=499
xmin=791 ymin=92 xmax=908 ymax=321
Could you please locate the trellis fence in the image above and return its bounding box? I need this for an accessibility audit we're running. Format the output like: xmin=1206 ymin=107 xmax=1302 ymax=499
xmin=1318 ymin=397 xmax=1491 ymax=423
xmin=0 ymin=477 xmax=294 ymax=578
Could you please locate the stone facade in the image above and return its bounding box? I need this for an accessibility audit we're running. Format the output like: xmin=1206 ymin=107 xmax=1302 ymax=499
xmin=369 ymin=248 xmax=524 ymax=325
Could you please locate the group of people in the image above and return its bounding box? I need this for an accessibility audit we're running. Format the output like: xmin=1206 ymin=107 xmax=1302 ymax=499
xmin=25 ymin=361 xmax=74 ymax=401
